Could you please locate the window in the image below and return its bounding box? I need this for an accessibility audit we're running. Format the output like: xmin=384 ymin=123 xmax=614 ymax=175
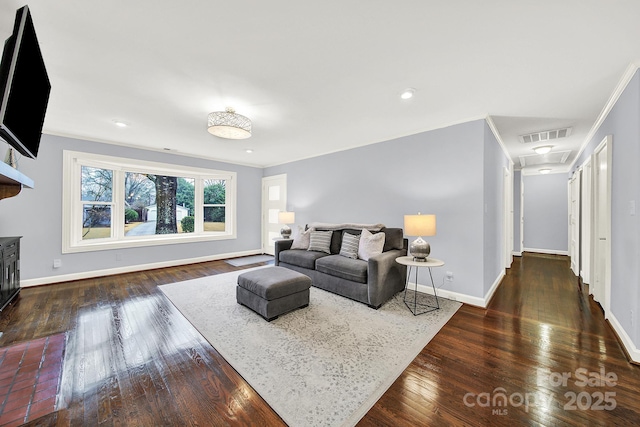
xmin=63 ymin=151 xmax=236 ymax=253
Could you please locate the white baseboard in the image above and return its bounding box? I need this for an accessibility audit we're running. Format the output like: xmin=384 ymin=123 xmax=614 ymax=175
xmin=523 ymin=247 xmax=569 ymax=256
xmin=607 ymin=312 xmax=640 ymax=364
xmin=483 ymin=270 xmax=505 ymax=307
xmin=512 ymin=251 xmax=522 ymax=257
xmin=410 ymin=270 xmax=505 ymax=309
xmin=20 ymin=249 xmax=264 ymax=287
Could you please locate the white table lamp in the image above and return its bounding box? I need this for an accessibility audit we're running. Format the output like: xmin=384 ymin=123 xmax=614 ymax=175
xmin=404 ymin=213 xmax=436 ymax=261
xmin=278 ymin=211 xmax=295 ymax=239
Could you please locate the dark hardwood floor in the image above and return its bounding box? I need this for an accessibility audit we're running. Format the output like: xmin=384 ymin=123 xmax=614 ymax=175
xmin=0 ymin=253 xmax=638 ymax=426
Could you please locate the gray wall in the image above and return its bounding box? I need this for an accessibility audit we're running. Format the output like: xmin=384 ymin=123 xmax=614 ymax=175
xmin=0 ymin=134 xmax=264 ymax=281
xmin=571 ymin=69 xmax=640 ymax=352
xmin=483 ymin=122 xmax=510 ymax=293
xmin=265 ymin=119 xmax=505 ymax=300
xmin=513 ymin=170 xmax=521 ymax=254
xmin=522 ymin=173 xmax=569 ymax=253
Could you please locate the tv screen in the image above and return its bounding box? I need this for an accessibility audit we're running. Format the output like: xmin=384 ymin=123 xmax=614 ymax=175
xmin=0 ymin=5 xmax=50 ymax=159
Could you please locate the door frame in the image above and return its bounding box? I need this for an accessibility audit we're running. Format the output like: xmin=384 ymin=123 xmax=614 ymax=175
xmin=580 ymin=156 xmax=593 ymax=285
xmin=592 ymin=135 xmax=612 ymax=316
xmin=569 ymin=170 xmax=581 ymax=276
xmin=503 ymin=166 xmax=514 ymax=268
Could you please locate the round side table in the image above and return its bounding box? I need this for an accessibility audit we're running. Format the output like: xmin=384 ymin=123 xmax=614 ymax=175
xmin=395 ymin=256 xmax=445 ymax=315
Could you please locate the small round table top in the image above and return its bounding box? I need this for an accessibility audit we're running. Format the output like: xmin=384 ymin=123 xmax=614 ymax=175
xmin=395 ymin=256 xmax=445 ymax=268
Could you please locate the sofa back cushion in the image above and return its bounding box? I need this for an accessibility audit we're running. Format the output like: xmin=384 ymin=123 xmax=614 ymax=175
xmin=306 ymin=225 xmax=405 ymax=254
xmin=380 ymin=228 xmax=405 ymax=251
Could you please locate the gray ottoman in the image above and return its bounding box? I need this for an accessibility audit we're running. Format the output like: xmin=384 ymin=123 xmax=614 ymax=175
xmin=237 ymin=267 xmax=311 ymax=321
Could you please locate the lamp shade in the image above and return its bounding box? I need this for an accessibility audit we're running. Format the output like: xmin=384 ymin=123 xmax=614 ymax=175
xmin=278 ymin=211 xmax=295 ymax=224
xmin=207 ymin=107 xmax=251 ymax=139
xmin=404 ymin=214 xmax=436 ymax=237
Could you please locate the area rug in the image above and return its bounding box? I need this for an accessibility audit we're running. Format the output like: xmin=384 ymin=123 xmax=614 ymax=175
xmin=159 ymin=267 xmax=461 ymax=427
xmin=224 ymin=254 xmax=274 ymax=267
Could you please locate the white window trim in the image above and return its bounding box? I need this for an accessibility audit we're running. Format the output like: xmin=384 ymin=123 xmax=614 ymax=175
xmin=62 ymin=150 xmax=237 ymax=253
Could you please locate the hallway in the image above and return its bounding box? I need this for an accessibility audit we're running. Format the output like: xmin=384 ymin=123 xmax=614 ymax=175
xmin=363 ymin=252 xmax=640 ymax=426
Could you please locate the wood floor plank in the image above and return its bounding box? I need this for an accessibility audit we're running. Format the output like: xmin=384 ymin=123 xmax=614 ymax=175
xmin=0 ymin=253 xmax=638 ymax=426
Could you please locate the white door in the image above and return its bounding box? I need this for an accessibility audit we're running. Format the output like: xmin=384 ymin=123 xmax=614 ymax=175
xmin=581 ymin=158 xmax=592 ymax=285
xmin=592 ymin=136 xmax=612 ymax=315
xmin=569 ymin=171 xmax=581 ymax=276
xmin=261 ymin=174 xmax=287 ymax=255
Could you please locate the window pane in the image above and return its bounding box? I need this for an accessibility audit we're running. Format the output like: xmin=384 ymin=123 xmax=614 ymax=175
xmin=204 ymin=206 xmax=225 ymax=231
xmin=269 ymin=185 xmax=280 ymax=201
xmin=82 ymin=204 xmax=111 ymax=240
xmin=204 ymin=179 xmax=226 ymax=204
xmin=81 ymin=166 xmax=112 ymax=202
xmin=123 ymin=173 xmax=195 ymax=236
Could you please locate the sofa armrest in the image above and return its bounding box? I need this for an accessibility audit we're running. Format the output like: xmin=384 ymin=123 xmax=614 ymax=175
xmin=367 ymin=248 xmax=408 ymax=308
xmin=274 ymin=239 xmax=293 ymax=266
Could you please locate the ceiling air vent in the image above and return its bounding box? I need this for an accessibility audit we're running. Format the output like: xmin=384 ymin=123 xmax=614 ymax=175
xmin=519 ymin=127 xmax=572 ymax=144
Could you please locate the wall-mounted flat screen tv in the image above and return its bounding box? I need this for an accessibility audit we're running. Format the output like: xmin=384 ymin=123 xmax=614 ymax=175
xmin=0 ymin=5 xmax=51 ymax=159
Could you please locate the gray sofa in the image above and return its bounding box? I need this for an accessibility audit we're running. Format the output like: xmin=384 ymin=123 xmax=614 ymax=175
xmin=274 ymin=226 xmax=408 ymax=308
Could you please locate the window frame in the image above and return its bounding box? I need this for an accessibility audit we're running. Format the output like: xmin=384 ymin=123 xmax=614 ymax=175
xmin=62 ymin=150 xmax=237 ymax=253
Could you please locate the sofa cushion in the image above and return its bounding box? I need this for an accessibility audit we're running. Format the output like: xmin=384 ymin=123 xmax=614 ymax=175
xmin=381 ymin=227 xmax=405 ymax=251
xmin=279 ymin=249 xmax=330 ymax=269
xmin=339 ymin=232 xmax=360 ymax=259
xmin=316 ymin=255 xmax=368 ymax=284
xmin=358 ymin=229 xmax=385 ymax=261
xmin=291 ymin=226 xmax=311 ymax=250
xmin=308 ymin=230 xmax=332 ymax=254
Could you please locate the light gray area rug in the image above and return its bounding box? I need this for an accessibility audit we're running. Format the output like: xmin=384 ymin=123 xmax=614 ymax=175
xmin=225 ymin=254 xmax=274 ymax=267
xmin=159 ymin=267 xmax=461 ymax=427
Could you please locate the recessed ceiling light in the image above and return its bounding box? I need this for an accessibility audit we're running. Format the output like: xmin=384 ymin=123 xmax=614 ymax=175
xmin=539 ymin=168 xmax=551 ymax=174
xmin=113 ymin=120 xmax=128 ymax=128
xmin=245 ymin=149 xmax=253 ymax=154
xmin=534 ymin=145 xmax=552 ymax=154
xmin=400 ymin=88 xmax=416 ymax=100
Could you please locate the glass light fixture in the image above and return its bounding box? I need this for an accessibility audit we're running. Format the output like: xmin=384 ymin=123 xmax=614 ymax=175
xmin=278 ymin=211 xmax=295 ymax=239
xmin=400 ymin=88 xmax=416 ymax=100
xmin=539 ymin=168 xmax=551 ymax=174
xmin=534 ymin=145 xmax=552 ymax=154
xmin=207 ymin=107 xmax=252 ymax=139
xmin=404 ymin=213 xmax=436 ymax=261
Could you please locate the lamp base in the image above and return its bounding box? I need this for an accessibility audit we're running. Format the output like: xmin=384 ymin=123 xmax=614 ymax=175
xmin=280 ymin=225 xmax=292 ymax=239
xmin=410 ymin=237 xmax=431 ymax=262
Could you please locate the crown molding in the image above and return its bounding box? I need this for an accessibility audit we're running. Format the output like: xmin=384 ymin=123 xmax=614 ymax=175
xmin=485 ymin=115 xmax=514 ymax=166
xmin=570 ymin=60 xmax=640 ymax=171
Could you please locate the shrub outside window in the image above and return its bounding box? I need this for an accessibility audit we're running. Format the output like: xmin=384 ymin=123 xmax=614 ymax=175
xmin=63 ymin=151 xmax=236 ymax=253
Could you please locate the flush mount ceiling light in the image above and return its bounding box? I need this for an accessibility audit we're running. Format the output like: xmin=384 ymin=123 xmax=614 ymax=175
xmin=400 ymin=88 xmax=416 ymax=100
xmin=534 ymin=145 xmax=552 ymax=154
xmin=539 ymin=168 xmax=552 ymax=174
xmin=207 ymin=107 xmax=251 ymax=139
xmin=112 ymin=120 xmax=128 ymax=128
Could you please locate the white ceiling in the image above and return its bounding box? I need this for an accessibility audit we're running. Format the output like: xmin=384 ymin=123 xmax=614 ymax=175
xmin=2 ymin=1 xmax=639 ymax=171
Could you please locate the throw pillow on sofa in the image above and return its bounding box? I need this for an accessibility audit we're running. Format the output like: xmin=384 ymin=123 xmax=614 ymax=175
xmin=339 ymin=232 xmax=360 ymax=259
xmin=291 ymin=226 xmax=311 ymax=250
xmin=358 ymin=229 xmax=385 ymax=261
xmin=308 ymin=230 xmax=332 ymax=254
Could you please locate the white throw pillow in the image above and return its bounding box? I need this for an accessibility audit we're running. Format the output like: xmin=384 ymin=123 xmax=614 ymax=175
xmin=290 ymin=227 xmax=311 ymax=250
xmin=358 ymin=229 xmax=385 ymax=261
